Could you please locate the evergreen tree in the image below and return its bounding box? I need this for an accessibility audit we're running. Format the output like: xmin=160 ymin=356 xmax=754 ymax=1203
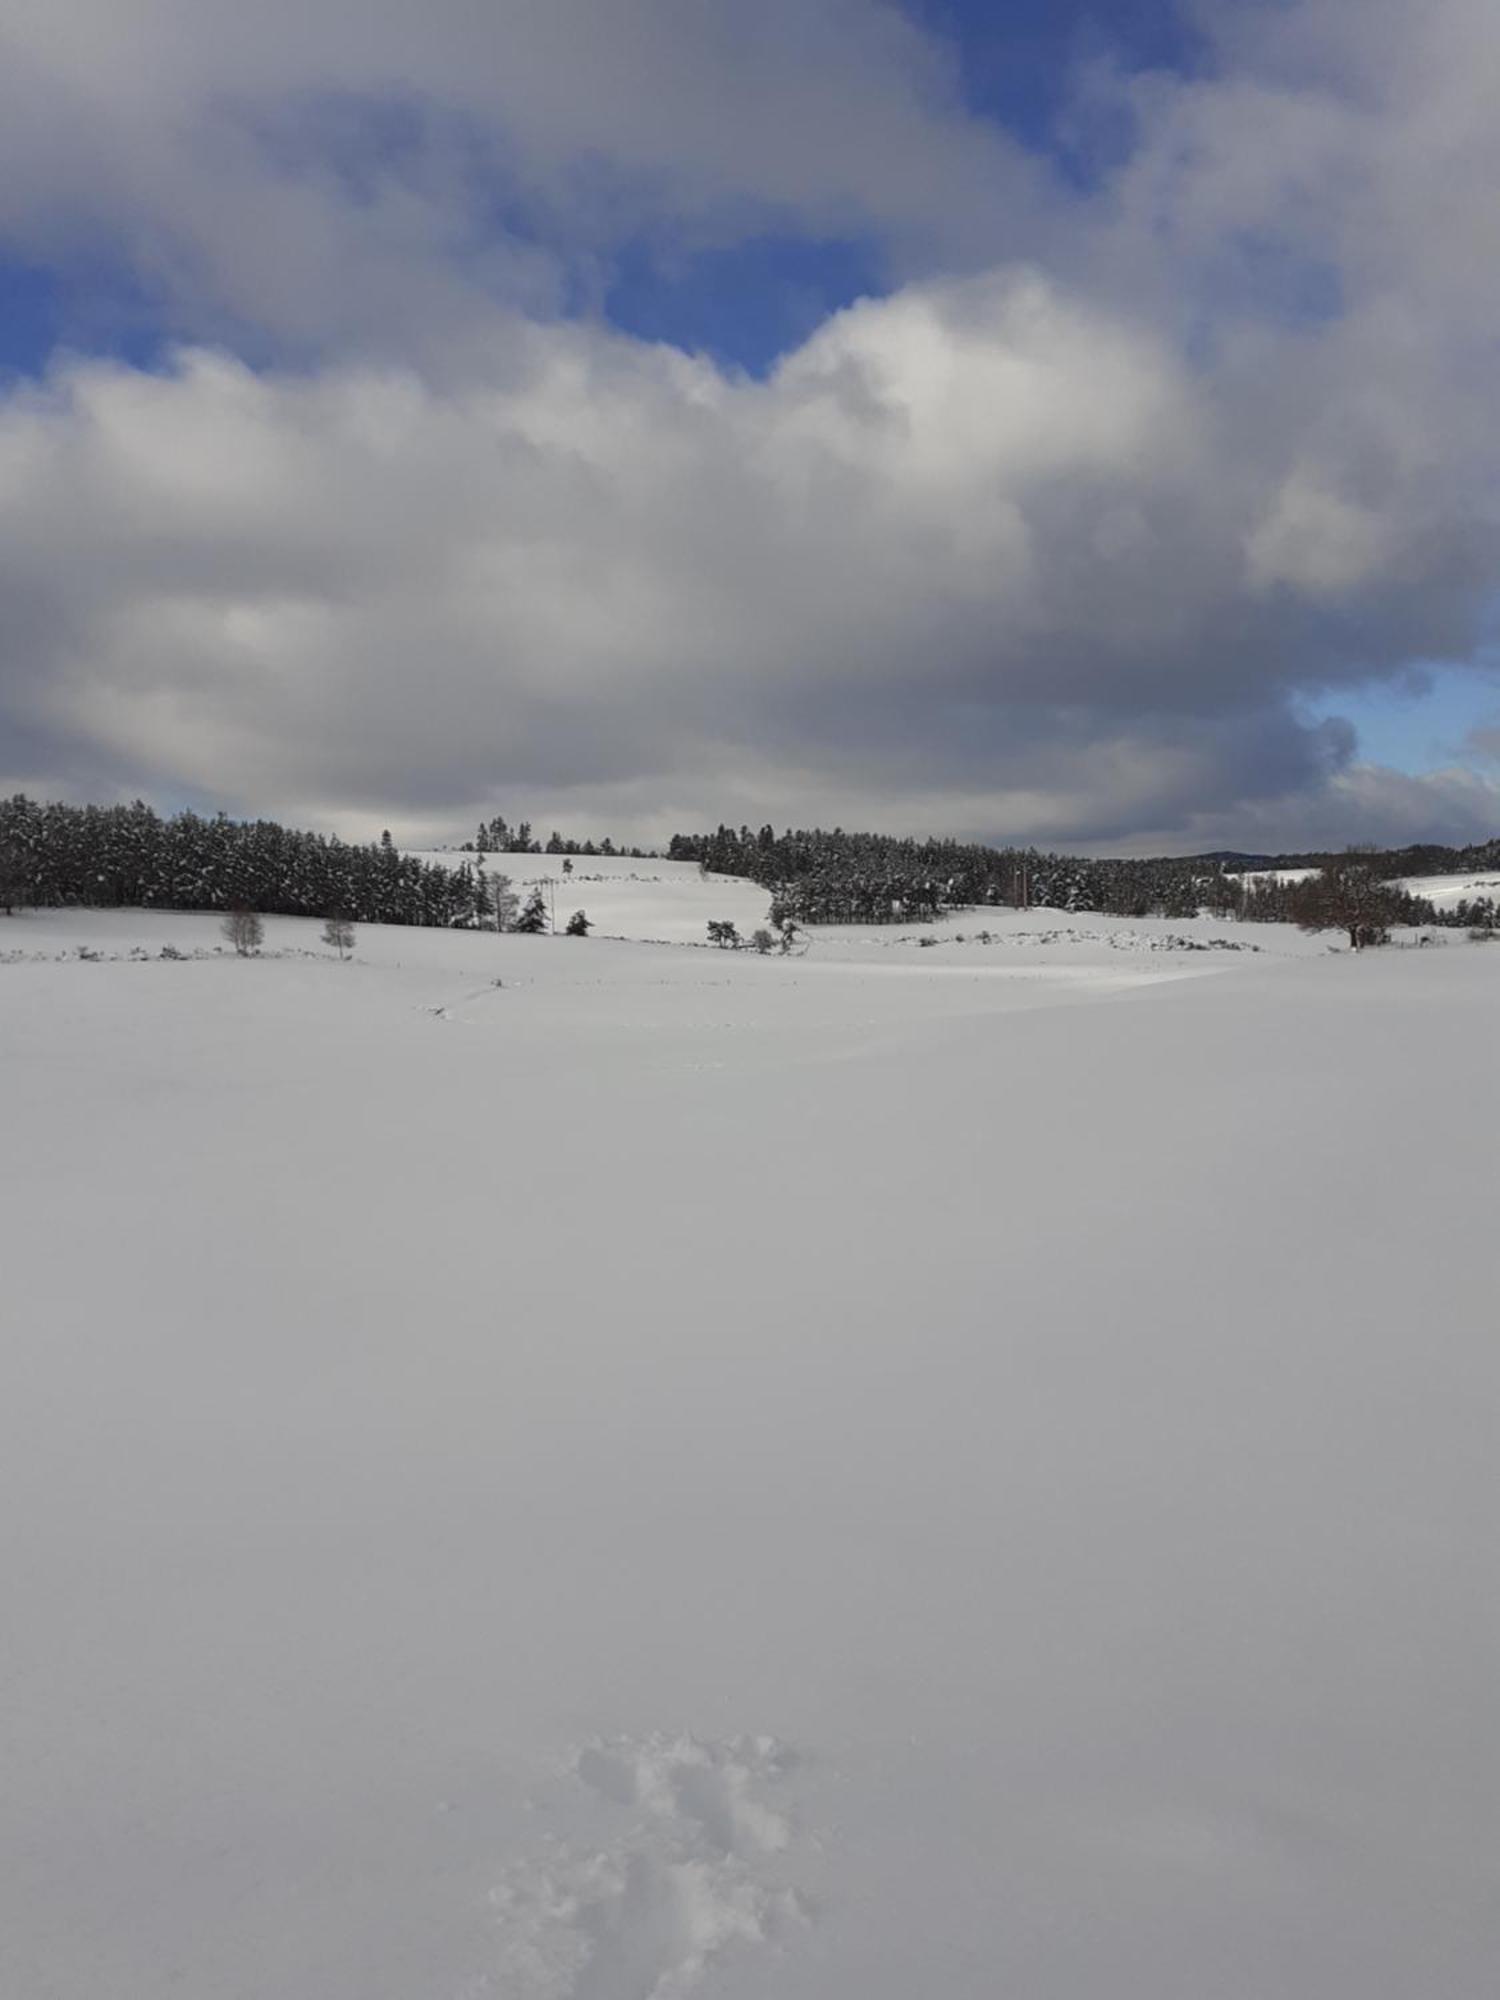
xmin=0 ymin=835 xmax=28 ymax=914
xmin=514 ymin=886 xmax=548 ymax=933
xmin=564 ymin=909 xmax=592 ymax=936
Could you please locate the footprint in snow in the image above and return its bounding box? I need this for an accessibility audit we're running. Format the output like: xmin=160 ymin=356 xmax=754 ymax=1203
xmin=491 ymin=1734 xmax=809 ymax=2000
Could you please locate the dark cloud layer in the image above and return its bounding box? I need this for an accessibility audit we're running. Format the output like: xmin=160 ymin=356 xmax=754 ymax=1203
xmin=0 ymin=0 xmax=1497 ymax=849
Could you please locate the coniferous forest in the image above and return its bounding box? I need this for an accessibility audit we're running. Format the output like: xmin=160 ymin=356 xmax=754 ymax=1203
xmin=668 ymin=824 xmax=1499 ymax=929
xmin=0 ymin=796 xmax=486 ymax=927
xmin=2 ymin=793 xmax=1497 ymax=933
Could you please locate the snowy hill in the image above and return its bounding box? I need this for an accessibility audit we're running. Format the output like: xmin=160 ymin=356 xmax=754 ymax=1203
xmin=408 ymin=849 xmax=774 ymax=943
xmin=412 ymin=848 xmax=1352 ymax=961
xmin=1395 ymin=870 xmax=1500 ymax=910
xmin=3 ymin=904 xmax=1496 ymax=1999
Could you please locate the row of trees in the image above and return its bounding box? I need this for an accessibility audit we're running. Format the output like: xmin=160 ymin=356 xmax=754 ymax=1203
xmin=707 ymin=918 xmax=803 ymax=953
xmin=670 ymin=823 xmax=1497 ymax=933
xmin=0 ymin=796 xmax=606 ymax=936
xmin=218 ymin=906 xmax=590 ymax=954
xmin=4 ymin=793 xmax=1492 ymax=948
xmin=468 ymin=813 xmax=655 ymax=858
xmin=0 ymin=796 xmax=494 ymax=927
xmin=673 ymin=824 xmax=1224 ymax=924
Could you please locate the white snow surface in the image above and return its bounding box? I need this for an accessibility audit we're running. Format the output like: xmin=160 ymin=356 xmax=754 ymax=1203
xmin=3 ymin=888 xmax=1497 ymax=1999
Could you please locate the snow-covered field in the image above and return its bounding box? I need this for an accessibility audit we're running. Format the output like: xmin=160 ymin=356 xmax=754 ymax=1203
xmin=1395 ymin=871 xmax=1500 ymax=910
xmin=3 ymin=889 xmax=1497 ymax=2000
xmin=408 ymin=850 xmax=775 ymax=944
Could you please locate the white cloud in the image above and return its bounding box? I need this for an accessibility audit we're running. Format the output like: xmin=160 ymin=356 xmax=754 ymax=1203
xmin=0 ymin=0 xmax=1042 ymax=356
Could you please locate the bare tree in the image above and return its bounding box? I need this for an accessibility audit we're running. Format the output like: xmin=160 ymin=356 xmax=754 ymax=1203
xmin=1290 ymin=855 xmax=1416 ymax=950
xmin=492 ymin=871 xmax=519 ymax=931
xmin=223 ymin=906 xmax=264 ymax=955
xmin=476 ymin=858 xmax=519 ymax=931
xmin=322 ymin=913 xmax=355 ymax=959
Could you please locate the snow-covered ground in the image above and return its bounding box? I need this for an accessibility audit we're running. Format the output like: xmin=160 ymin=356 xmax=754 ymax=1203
xmin=3 ymin=891 xmax=1497 ymax=2000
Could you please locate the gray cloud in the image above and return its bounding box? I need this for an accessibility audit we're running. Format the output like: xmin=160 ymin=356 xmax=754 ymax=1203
xmin=0 ymin=0 xmax=1498 ymax=849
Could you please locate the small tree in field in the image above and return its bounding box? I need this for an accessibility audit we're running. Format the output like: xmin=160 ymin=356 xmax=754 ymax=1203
xmin=750 ymin=927 xmax=774 ymax=953
xmin=564 ymin=909 xmax=591 ymax=936
xmin=322 ymin=914 xmax=355 ymax=959
xmin=223 ymin=907 xmax=264 ymax=956
xmin=514 ymin=886 xmax=549 ymax=933
xmin=475 ymin=860 xmax=519 ymax=931
xmin=1289 ymin=855 xmax=1418 ymax=951
xmin=492 ymin=872 xmax=519 ymax=931
xmin=707 ymin=919 xmax=741 ymax=949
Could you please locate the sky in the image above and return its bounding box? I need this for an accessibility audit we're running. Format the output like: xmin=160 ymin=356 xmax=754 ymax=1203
xmin=1 ymin=0 xmax=1498 ymax=854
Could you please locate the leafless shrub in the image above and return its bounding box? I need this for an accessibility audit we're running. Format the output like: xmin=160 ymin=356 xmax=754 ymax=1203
xmin=223 ymin=907 xmax=264 ymax=955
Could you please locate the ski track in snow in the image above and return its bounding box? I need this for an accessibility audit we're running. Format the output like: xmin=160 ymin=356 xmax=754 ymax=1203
xmin=489 ymin=1735 xmax=809 ymax=1999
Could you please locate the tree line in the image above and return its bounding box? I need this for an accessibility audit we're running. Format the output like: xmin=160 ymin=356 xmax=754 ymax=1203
xmin=3 ymin=794 xmax=1493 ymax=943
xmin=0 ymin=796 xmax=490 ymax=927
xmin=0 ymin=795 xmax=613 ymax=937
xmin=467 ymin=813 xmax=655 ymax=858
xmin=669 ymin=823 xmax=1498 ymax=932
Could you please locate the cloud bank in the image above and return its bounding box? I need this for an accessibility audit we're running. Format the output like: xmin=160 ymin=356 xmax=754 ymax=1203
xmin=0 ymin=0 xmax=1497 ymax=849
